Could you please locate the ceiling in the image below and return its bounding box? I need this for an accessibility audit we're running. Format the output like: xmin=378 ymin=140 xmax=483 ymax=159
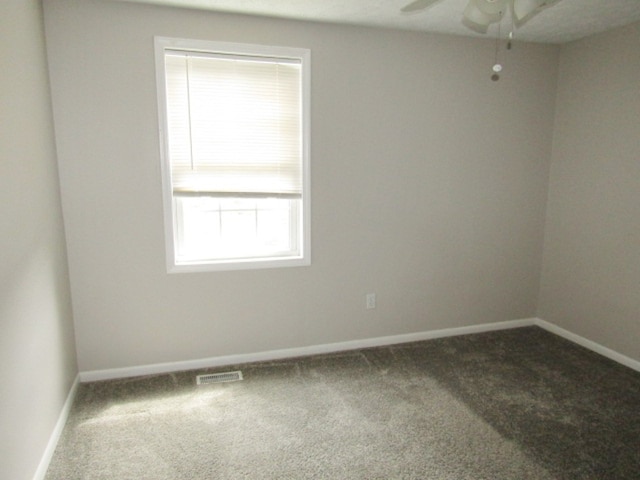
xmin=115 ymin=0 xmax=640 ymax=44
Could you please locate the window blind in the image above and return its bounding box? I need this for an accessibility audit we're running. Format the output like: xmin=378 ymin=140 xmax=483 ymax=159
xmin=164 ymin=51 xmax=303 ymax=198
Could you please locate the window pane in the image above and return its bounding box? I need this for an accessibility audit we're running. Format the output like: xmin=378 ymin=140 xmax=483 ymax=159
xmin=175 ymin=197 xmax=221 ymax=260
xmin=257 ymin=206 xmax=291 ymax=251
xmin=175 ymin=196 xmax=297 ymax=262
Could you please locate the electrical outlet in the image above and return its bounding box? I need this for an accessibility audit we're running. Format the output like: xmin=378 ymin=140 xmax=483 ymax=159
xmin=366 ymin=293 xmax=376 ymax=309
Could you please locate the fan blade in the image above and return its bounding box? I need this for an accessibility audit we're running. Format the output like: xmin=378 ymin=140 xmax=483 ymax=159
xmin=401 ymin=0 xmax=443 ymax=13
xmin=513 ymin=0 xmax=562 ymax=22
xmin=513 ymin=0 xmax=546 ymax=21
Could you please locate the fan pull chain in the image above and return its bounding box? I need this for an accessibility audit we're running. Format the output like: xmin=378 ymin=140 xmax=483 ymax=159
xmin=507 ymin=11 xmax=515 ymax=50
xmin=491 ymin=16 xmax=514 ymax=82
xmin=491 ymin=21 xmax=502 ymax=81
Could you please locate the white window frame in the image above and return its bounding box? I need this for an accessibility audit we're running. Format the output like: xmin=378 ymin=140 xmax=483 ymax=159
xmin=154 ymin=37 xmax=311 ymax=273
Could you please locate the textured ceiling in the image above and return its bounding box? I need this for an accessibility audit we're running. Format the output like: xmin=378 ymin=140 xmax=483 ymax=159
xmin=114 ymin=0 xmax=640 ymax=44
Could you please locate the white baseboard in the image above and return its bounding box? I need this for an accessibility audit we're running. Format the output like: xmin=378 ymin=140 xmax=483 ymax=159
xmin=80 ymin=318 xmax=536 ymax=382
xmin=33 ymin=374 xmax=79 ymax=480
xmin=534 ymin=318 xmax=640 ymax=372
xmin=79 ymin=317 xmax=640 ymax=382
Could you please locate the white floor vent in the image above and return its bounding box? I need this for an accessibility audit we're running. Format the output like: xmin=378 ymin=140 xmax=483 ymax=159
xmin=196 ymin=371 xmax=243 ymax=385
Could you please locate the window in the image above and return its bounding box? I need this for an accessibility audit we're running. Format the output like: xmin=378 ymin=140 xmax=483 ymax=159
xmin=155 ymin=37 xmax=310 ymax=272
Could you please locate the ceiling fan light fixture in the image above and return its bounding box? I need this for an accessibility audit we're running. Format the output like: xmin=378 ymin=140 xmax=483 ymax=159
xmin=473 ymin=0 xmax=508 ymax=16
xmin=462 ymin=17 xmax=490 ymax=34
xmin=463 ymin=1 xmax=501 ymax=29
xmin=399 ymin=0 xmax=565 ymax=35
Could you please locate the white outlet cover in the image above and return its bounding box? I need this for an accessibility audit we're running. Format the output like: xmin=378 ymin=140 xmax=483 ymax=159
xmin=366 ymin=293 xmax=376 ymax=309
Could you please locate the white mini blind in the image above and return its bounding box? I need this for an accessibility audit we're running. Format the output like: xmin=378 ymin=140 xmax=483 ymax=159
xmin=164 ymin=50 xmax=303 ymax=198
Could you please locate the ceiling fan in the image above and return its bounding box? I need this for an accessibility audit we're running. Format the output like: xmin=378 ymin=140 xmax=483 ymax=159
xmin=401 ymin=0 xmax=562 ymax=34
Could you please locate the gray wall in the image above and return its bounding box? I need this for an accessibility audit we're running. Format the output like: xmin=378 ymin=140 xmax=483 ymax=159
xmin=0 ymin=1 xmax=78 ymax=479
xmin=538 ymin=22 xmax=640 ymax=361
xmin=1 ymin=1 xmax=636 ymax=476
xmin=44 ymin=0 xmax=558 ymax=372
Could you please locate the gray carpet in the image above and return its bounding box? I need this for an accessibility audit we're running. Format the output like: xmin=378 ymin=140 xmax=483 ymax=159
xmin=45 ymin=327 xmax=640 ymax=479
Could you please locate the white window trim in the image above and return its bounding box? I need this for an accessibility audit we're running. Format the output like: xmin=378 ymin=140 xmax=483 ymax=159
xmin=154 ymin=36 xmax=311 ymax=273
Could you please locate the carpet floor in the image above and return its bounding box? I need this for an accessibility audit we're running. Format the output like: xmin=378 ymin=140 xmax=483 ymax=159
xmin=45 ymin=327 xmax=640 ymax=479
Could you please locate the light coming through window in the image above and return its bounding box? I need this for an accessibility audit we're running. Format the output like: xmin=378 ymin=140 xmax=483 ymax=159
xmin=155 ymin=37 xmax=310 ymax=272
